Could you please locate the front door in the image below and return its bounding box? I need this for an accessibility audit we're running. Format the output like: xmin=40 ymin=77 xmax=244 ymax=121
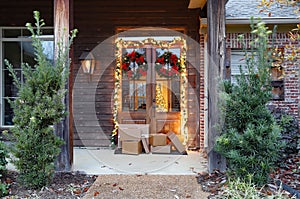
xmin=115 ymin=37 xmax=187 ymax=141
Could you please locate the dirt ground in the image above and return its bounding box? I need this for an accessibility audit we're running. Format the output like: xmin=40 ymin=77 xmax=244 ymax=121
xmin=83 ymin=174 xmax=210 ymax=199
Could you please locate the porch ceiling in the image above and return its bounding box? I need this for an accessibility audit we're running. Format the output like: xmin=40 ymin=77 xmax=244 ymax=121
xmin=188 ymin=0 xmax=206 ymax=9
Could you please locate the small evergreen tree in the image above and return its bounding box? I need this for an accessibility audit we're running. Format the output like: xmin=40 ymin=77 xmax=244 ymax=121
xmin=5 ymin=11 xmax=77 ymax=188
xmin=215 ymin=19 xmax=285 ymax=186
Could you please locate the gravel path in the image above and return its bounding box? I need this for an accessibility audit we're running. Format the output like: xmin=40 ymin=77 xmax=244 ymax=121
xmin=84 ymin=174 xmax=209 ymax=199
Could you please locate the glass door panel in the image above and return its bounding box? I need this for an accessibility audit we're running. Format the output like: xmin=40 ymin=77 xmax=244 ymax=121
xmin=121 ymin=48 xmax=147 ymax=112
xmin=155 ymin=48 xmax=181 ymax=113
xmin=122 ymin=81 xmax=146 ymax=111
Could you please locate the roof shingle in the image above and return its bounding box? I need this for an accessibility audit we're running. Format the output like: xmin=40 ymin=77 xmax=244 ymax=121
xmin=226 ymin=0 xmax=299 ymax=19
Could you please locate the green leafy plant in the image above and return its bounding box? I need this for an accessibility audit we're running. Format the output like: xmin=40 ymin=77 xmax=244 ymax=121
xmin=271 ymin=109 xmax=299 ymax=156
xmin=221 ymin=177 xmax=290 ymax=199
xmin=5 ymin=11 xmax=77 ymax=189
xmin=0 ymin=140 xmax=8 ymax=197
xmin=215 ymin=19 xmax=285 ymax=186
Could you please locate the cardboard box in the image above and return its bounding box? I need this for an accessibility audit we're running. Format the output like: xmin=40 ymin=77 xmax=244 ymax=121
xmin=122 ymin=140 xmax=142 ymax=155
xmin=118 ymin=124 xmax=149 ymax=148
xmin=151 ymin=144 xmax=171 ymax=154
xmin=119 ymin=128 xmax=142 ymax=142
xmin=167 ymin=131 xmax=186 ymax=154
xmin=141 ymin=137 xmax=150 ymax=154
xmin=149 ymin=134 xmax=167 ymax=146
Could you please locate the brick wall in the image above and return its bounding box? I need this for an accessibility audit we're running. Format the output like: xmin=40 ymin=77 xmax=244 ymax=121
xmin=226 ymin=32 xmax=300 ymax=119
xmin=199 ymin=34 xmax=205 ymax=149
xmin=198 ymin=31 xmax=299 ymax=150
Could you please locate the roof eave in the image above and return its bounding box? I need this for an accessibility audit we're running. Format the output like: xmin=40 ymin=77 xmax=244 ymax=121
xmin=226 ymin=18 xmax=300 ymax=25
xmin=201 ymin=17 xmax=299 ymax=25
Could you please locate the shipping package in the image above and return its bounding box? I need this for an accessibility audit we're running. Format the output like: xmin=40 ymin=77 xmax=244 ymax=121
xmin=149 ymin=134 xmax=167 ymax=146
xmin=167 ymin=131 xmax=186 ymax=154
xmin=151 ymin=144 xmax=172 ymax=154
xmin=122 ymin=140 xmax=142 ymax=155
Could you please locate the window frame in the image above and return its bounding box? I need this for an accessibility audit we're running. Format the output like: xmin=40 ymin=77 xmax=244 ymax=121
xmin=0 ymin=26 xmax=54 ymax=127
xmin=230 ymin=48 xmax=285 ymax=100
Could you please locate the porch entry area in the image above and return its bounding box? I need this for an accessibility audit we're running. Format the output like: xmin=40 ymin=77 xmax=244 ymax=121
xmin=114 ymin=37 xmax=188 ymax=147
xmin=73 ymin=147 xmax=207 ymax=175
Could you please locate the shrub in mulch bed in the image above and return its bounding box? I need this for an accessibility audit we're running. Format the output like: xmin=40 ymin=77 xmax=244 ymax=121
xmin=1 ymin=170 xmax=97 ymax=199
xmin=197 ymin=153 xmax=300 ymax=198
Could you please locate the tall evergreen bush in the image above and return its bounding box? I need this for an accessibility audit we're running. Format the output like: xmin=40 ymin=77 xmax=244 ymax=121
xmin=5 ymin=11 xmax=77 ymax=188
xmin=215 ymin=20 xmax=285 ymax=186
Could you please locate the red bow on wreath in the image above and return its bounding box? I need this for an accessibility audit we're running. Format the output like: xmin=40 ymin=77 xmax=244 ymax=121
xmin=122 ymin=51 xmax=148 ymax=79
xmin=155 ymin=51 xmax=182 ymax=78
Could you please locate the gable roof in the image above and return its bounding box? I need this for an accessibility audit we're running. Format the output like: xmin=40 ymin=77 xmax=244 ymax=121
xmin=226 ymin=0 xmax=299 ymax=20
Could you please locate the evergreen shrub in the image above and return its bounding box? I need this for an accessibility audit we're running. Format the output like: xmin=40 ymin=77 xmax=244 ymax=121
xmin=215 ymin=19 xmax=285 ymax=186
xmin=5 ymin=11 xmax=77 ymax=188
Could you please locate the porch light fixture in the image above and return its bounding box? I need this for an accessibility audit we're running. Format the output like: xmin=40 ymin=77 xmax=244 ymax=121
xmin=79 ymin=49 xmax=95 ymax=81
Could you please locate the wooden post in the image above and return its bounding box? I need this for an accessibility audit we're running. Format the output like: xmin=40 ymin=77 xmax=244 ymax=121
xmin=69 ymin=0 xmax=74 ymax=169
xmin=54 ymin=0 xmax=72 ymax=171
xmin=207 ymin=0 xmax=227 ymax=172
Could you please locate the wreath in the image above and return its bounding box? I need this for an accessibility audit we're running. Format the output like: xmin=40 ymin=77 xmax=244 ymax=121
xmin=122 ymin=50 xmax=148 ymax=80
xmin=155 ymin=51 xmax=182 ymax=78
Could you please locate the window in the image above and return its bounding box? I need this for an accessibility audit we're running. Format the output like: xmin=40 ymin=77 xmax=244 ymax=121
xmin=0 ymin=27 xmax=54 ymax=126
xmin=270 ymin=47 xmax=284 ymax=100
xmin=230 ymin=49 xmax=284 ymax=100
xmin=230 ymin=50 xmax=249 ymax=84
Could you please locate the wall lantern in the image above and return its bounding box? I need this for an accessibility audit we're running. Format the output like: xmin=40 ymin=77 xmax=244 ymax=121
xmin=79 ymin=49 xmax=95 ymax=81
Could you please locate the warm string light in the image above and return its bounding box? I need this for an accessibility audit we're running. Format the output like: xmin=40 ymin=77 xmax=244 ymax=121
xmin=111 ymin=39 xmax=122 ymax=146
xmin=112 ymin=37 xmax=188 ymax=145
xmin=180 ymin=39 xmax=188 ymax=145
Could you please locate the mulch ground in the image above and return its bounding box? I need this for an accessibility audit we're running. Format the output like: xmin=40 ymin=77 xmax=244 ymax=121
xmin=197 ymin=153 xmax=300 ymax=198
xmin=2 ymin=171 xmax=97 ymax=199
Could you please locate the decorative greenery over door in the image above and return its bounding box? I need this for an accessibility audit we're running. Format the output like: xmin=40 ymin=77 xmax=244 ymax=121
xmin=112 ymin=37 xmax=188 ymax=145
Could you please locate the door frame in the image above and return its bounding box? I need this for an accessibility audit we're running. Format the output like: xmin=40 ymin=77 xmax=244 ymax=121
xmin=113 ymin=36 xmax=188 ymax=145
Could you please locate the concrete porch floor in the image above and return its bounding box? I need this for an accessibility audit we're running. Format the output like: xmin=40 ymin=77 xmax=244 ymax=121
xmin=6 ymin=147 xmax=208 ymax=175
xmin=72 ymin=147 xmax=208 ymax=175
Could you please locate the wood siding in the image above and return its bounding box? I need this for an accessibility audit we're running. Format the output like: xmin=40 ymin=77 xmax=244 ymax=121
xmin=0 ymin=1 xmax=53 ymax=26
xmin=72 ymin=0 xmax=201 ymax=147
xmin=0 ymin=0 xmax=202 ymax=148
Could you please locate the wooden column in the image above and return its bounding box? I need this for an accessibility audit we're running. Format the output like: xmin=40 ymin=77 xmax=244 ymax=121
xmin=54 ymin=0 xmax=72 ymax=171
xmin=69 ymin=0 xmax=74 ymax=170
xmin=207 ymin=0 xmax=227 ymax=172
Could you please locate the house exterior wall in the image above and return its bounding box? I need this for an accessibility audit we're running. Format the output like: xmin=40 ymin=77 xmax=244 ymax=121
xmin=225 ymin=32 xmax=299 ymax=119
xmin=69 ymin=0 xmax=203 ymax=147
xmin=0 ymin=1 xmax=53 ymax=26
xmin=0 ymin=0 xmax=205 ymax=148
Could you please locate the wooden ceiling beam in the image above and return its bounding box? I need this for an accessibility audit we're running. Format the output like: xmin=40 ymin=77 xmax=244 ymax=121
xmin=188 ymin=0 xmax=206 ymax=9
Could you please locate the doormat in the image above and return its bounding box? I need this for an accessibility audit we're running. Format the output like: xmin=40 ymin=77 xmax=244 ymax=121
xmin=114 ymin=148 xmax=188 ymax=155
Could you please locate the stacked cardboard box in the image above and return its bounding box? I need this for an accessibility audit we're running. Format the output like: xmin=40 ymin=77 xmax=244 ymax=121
xmin=122 ymin=140 xmax=142 ymax=155
xmin=118 ymin=124 xmax=149 ymax=148
xmin=118 ymin=125 xmax=186 ymax=155
xmin=149 ymin=134 xmax=171 ymax=154
xmin=118 ymin=124 xmax=149 ymax=155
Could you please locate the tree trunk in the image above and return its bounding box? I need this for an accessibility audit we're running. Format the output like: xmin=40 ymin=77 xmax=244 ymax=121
xmin=207 ymin=0 xmax=227 ymax=173
xmin=54 ymin=0 xmax=71 ymax=171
